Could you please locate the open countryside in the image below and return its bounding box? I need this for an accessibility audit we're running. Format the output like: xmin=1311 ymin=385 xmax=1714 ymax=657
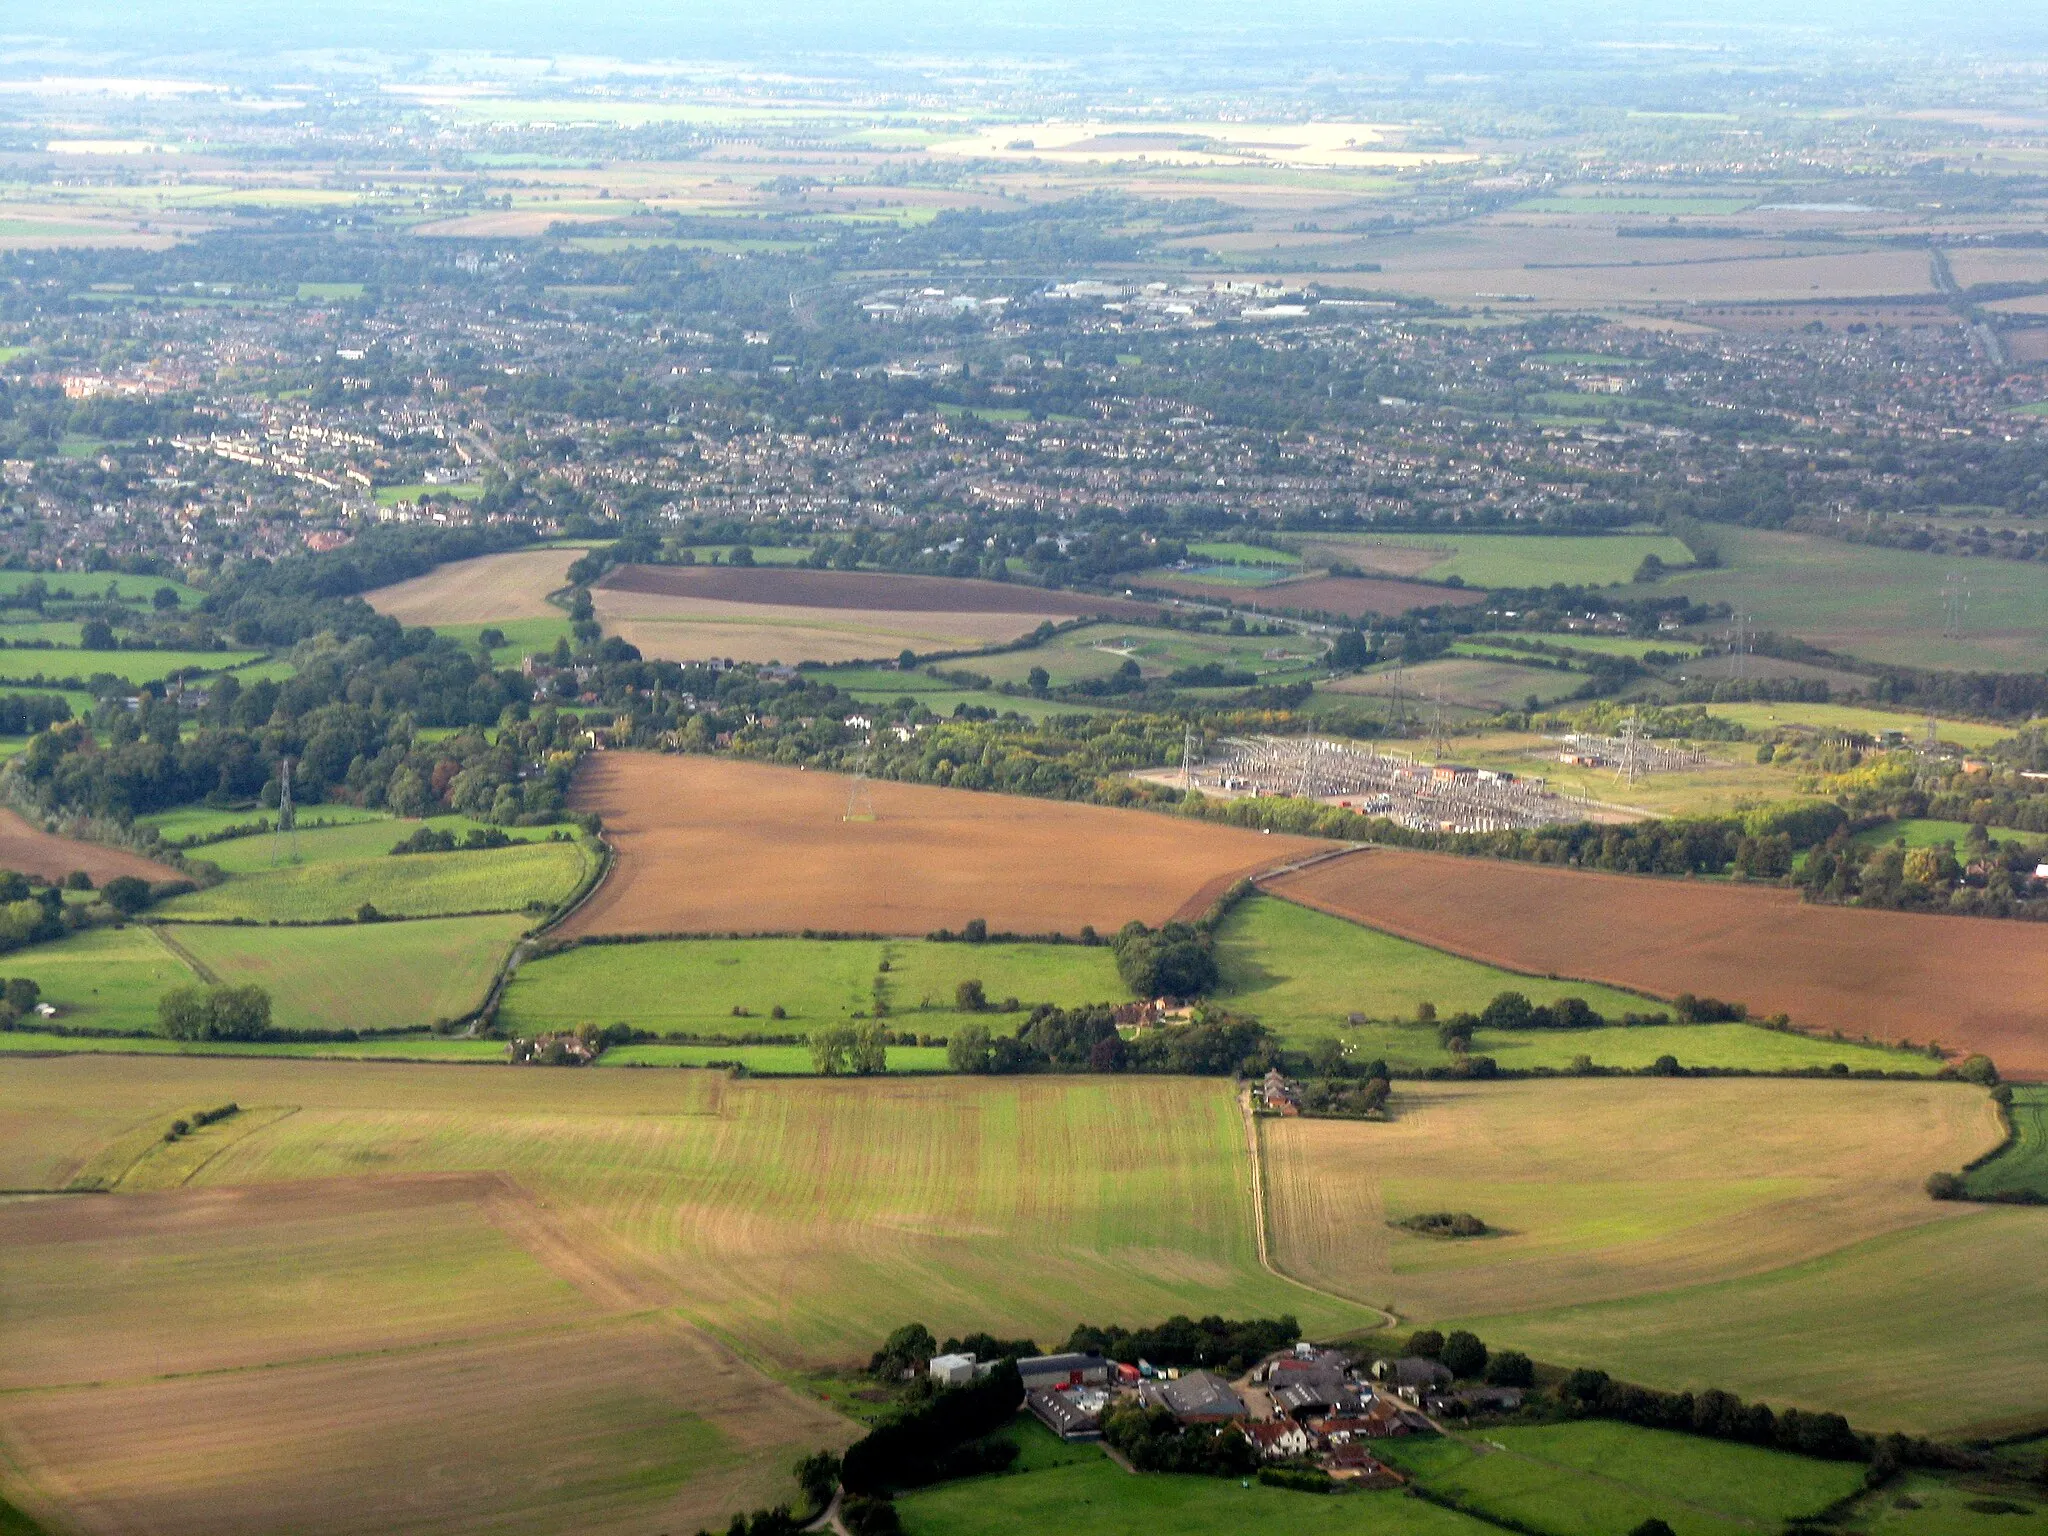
xmin=7 ymin=9 xmax=2048 ymax=1536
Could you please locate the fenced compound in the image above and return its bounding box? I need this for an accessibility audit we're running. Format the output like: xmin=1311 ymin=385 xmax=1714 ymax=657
xmin=1550 ymin=730 xmax=1712 ymax=780
xmin=1191 ymin=735 xmax=1580 ymax=834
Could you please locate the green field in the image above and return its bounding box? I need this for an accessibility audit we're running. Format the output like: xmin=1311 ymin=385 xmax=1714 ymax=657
xmin=1461 ymin=1207 xmax=2048 ymax=1437
xmin=1375 ymin=1421 xmax=1864 ymax=1536
xmin=0 ymin=648 xmax=263 ymax=686
xmin=157 ymin=839 xmax=591 ymax=921
xmin=0 ymin=570 xmax=205 ymax=605
xmin=374 ymin=482 xmax=484 ymax=504
xmin=1841 ymin=1472 xmax=2048 ymax=1536
xmin=964 ymin=622 xmax=1327 ymax=690
xmin=1654 ymin=527 xmax=2048 ymax=673
xmin=1846 ymin=819 xmax=1998 ymax=854
xmin=171 ymin=915 xmax=531 ymax=1033
xmin=426 ymin=615 xmax=575 ymax=664
xmin=9 ymin=924 xmax=197 ymax=1034
xmin=498 ymin=936 xmax=1127 ymax=1038
xmin=191 ymin=815 xmax=567 ymax=872
xmin=1700 ymin=699 xmax=2021 ymax=750
xmin=0 ymin=1029 xmax=508 ymax=1061
xmin=1966 ymin=1087 xmax=2048 ymax=1202
xmin=296 ymin=281 xmax=365 ymax=299
xmin=1467 ymin=633 xmax=1703 ymax=660
xmin=137 ymin=803 xmax=393 ymax=844
xmin=1188 ymin=540 xmax=1303 ymax=568
xmin=898 ymin=1438 xmax=1494 ymax=1536
xmin=1297 ymin=532 xmax=1694 ymax=588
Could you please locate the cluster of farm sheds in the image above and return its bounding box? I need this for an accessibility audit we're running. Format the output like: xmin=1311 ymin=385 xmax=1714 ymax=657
xmin=1182 ymin=733 xmax=1708 ymax=833
xmin=928 ymin=1345 xmax=1508 ymax=1487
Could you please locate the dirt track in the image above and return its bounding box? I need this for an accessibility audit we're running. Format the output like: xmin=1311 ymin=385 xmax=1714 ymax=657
xmin=1267 ymin=846 xmax=2048 ymax=1079
xmin=563 ymin=752 xmax=1324 ymax=937
xmin=597 ymin=564 xmax=1160 ymax=616
xmin=0 ymin=809 xmax=179 ymax=885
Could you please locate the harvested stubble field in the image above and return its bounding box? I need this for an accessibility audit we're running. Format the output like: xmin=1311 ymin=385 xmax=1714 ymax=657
xmin=591 ymin=565 xmax=1159 ymax=665
xmin=0 ymin=807 xmax=178 ymax=885
xmin=1266 ymin=848 xmax=2048 ymax=1079
xmin=1260 ymin=1077 xmax=2029 ymax=1434
xmin=1150 ymin=571 xmax=1484 ymax=617
xmin=0 ymin=1055 xmax=1367 ymax=1535
xmin=561 ymin=752 xmax=1323 ymax=938
xmin=0 ymin=1168 xmax=845 ymax=1536
xmin=363 ymin=546 xmax=588 ymax=626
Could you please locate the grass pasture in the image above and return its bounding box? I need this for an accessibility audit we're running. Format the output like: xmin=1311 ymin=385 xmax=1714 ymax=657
xmin=157 ymin=838 xmax=591 ymax=921
xmin=500 ymin=935 xmax=1126 ymax=1038
xmin=1699 ymin=700 xmax=2019 ymax=750
xmin=1295 ymin=532 xmax=1693 ymax=588
xmin=170 ymin=914 xmax=531 ymax=1033
xmin=1654 ymin=527 xmax=2048 ymax=673
xmin=191 ymin=814 xmax=570 ymax=872
xmin=1376 ymin=1421 xmax=1865 ymax=1536
xmin=0 ymin=648 xmax=262 ymax=686
xmin=1966 ymin=1086 xmax=2048 ymax=1201
xmin=897 ymin=1450 xmax=1494 ymax=1536
xmin=138 ymin=803 xmax=393 ymax=843
xmin=9 ymin=924 xmax=196 ymax=1034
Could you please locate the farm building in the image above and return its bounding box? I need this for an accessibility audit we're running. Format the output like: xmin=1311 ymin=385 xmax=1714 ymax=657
xmin=1017 ymin=1352 xmax=1111 ymax=1391
xmin=1371 ymin=1356 xmax=1454 ymax=1394
xmin=1026 ymin=1386 xmax=1109 ymax=1442
xmin=928 ymin=1352 xmax=979 ymax=1386
xmin=1140 ymin=1369 xmax=1248 ymax=1424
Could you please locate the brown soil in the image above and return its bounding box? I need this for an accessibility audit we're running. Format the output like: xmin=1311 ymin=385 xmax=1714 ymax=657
xmin=1153 ymin=573 xmax=1487 ymax=618
xmin=562 ymin=752 xmax=1324 ymax=938
xmin=0 ymin=809 xmax=179 ymax=885
xmin=1266 ymin=847 xmax=2048 ymax=1080
xmin=598 ymin=564 xmax=1160 ymax=617
xmin=364 ymin=548 xmax=587 ymax=626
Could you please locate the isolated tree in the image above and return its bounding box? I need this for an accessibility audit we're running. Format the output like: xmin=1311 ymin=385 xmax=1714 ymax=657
xmin=1405 ymin=1329 xmax=1444 ymax=1360
xmin=947 ymin=1024 xmax=993 ymax=1074
xmin=100 ymin=876 xmax=153 ymax=915
xmin=811 ymin=1026 xmax=856 ymax=1076
xmin=1485 ymin=1350 xmax=1534 ymax=1388
xmin=955 ymin=979 xmax=987 ymax=1012
xmin=851 ymin=1022 xmax=888 ymax=1076
xmin=1441 ymin=1330 xmax=1488 ymax=1380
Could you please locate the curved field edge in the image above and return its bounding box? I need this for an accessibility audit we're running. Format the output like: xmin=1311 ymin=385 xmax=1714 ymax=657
xmin=1453 ymin=1207 xmax=2048 ymax=1439
xmin=1255 ymin=1077 xmax=2031 ymax=1435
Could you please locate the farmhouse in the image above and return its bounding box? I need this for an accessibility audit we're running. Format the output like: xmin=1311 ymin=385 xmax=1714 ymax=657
xmin=1017 ymin=1352 xmax=1111 ymax=1391
xmin=1241 ymin=1419 xmax=1315 ymax=1460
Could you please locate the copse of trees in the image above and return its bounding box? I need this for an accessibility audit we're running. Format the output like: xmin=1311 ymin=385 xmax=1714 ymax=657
xmin=838 ymin=1361 xmax=1023 ymax=1494
xmin=1557 ymin=1368 xmax=1865 ymax=1461
xmin=1111 ymin=918 xmax=1219 ymax=999
xmin=1065 ymin=1314 xmax=1299 ymax=1375
xmin=946 ymin=1004 xmax=1274 ymax=1078
xmin=157 ymin=983 xmax=274 ymax=1041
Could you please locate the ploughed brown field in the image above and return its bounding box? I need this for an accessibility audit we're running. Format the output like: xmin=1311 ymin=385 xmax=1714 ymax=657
xmin=563 ymin=753 xmax=1323 ymax=937
xmin=364 ymin=547 xmax=587 ymax=625
xmin=1154 ymin=572 xmax=1488 ymax=618
xmin=0 ymin=808 xmax=179 ymax=885
xmin=596 ymin=564 xmax=1160 ymax=617
xmin=1267 ymin=847 xmax=2048 ymax=1079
